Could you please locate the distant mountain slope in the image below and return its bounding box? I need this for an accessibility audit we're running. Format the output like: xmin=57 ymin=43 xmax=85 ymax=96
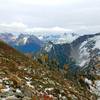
xmin=40 ymin=41 xmax=71 ymax=68
xmin=0 ymin=33 xmax=43 ymax=53
xmin=71 ymin=33 xmax=100 ymax=67
xmin=14 ymin=34 xmax=43 ymax=53
xmin=0 ymin=33 xmax=17 ymax=45
xmin=40 ymin=33 xmax=100 ymax=68
xmin=0 ymin=32 xmax=80 ymax=53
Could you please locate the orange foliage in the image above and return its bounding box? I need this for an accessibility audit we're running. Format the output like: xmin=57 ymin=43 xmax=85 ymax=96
xmin=63 ymin=64 xmax=69 ymax=70
xmin=32 ymin=94 xmax=53 ymax=100
xmin=41 ymin=54 xmax=48 ymax=63
xmin=95 ymin=64 xmax=100 ymax=68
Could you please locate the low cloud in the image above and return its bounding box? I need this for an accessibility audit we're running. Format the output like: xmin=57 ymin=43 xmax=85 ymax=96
xmin=0 ymin=22 xmax=27 ymax=28
xmin=0 ymin=22 xmax=72 ymax=34
xmin=25 ymin=27 xmax=72 ymax=33
xmin=0 ymin=22 xmax=27 ymax=33
xmin=0 ymin=22 xmax=100 ymax=35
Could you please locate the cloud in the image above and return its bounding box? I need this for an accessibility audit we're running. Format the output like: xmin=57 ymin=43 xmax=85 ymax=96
xmin=0 ymin=22 xmax=100 ymax=35
xmin=0 ymin=22 xmax=27 ymax=32
xmin=0 ymin=0 xmax=100 ymax=33
xmin=0 ymin=22 xmax=72 ymax=34
xmin=25 ymin=27 xmax=72 ymax=33
xmin=0 ymin=22 xmax=27 ymax=28
xmin=2 ymin=0 xmax=83 ymax=6
xmin=74 ymin=25 xmax=100 ymax=34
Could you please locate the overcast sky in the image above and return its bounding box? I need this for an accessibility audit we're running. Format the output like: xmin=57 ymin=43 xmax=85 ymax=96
xmin=0 ymin=0 xmax=100 ymax=34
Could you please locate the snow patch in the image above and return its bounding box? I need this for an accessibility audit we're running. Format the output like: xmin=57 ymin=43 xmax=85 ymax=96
xmin=23 ymin=37 xmax=28 ymax=44
xmin=44 ymin=44 xmax=53 ymax=52
xmin=90 ymin=80 xmax=100 ymax=96
xmin=78 ymin=40 xmax=90 ymax=67
xmin=92 ymin=36 xmax=100 ymax=49
xmin=78 ymin=35 xmax=100 ymax=67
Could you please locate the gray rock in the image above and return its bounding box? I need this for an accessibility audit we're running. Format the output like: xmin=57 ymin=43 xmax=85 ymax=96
xmin=5 ymin=95 xmax=19 ymax=100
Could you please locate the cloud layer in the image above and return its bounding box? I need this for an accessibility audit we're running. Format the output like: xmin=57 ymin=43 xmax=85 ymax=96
xmin=0 ymin=0 xmax=100 ymax=34
xmin=0 ymin=22 xmax=72 ymax=34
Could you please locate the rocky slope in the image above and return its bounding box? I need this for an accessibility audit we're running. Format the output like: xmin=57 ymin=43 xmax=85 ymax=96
xmin=0 ymin=40 xmax=96 ymax=100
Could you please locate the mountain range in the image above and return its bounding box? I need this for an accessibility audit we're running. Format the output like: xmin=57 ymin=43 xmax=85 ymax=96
xmin=0 ymin=33 xmax=43 ymax=53
xmin=38 ymin=33 xmax=100 ymax=98
xmin=0 ymin=39 xmax=97 ymax=100
xmin=38 ymin=32 xmax=79 ymax=44
xmin=0 ymin=32 xmax=100 ymax=99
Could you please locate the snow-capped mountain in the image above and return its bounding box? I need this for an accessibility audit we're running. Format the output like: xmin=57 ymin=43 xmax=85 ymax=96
xmin=14 ymin=34 xmax=43 ymax=53
xmin=40 ymin=33 xmax=100 ymax=69
xmin=38 ymin=32 xmax=79 ymax=44
xmin=74 ymin=33 xmax=100 ymax=97
xmin=0 ymin=32 xmax=80 ymax=53
xmin=0 ymin=33 xmax=43 ymax=53
xmin=16 ymin=34 xmax=43 ymax=46
xmin=78 ymin=34 xmax=100 ymax=67
xmin=71 ymin=33 xmax=100 ymax=68
xmin=0 ymin=33 xmax=17 ymax=45
xmin=39 ymin=33 xmax=100 ymax=98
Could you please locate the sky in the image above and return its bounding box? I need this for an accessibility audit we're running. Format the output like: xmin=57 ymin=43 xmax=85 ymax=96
xmin=0 ymin=0 xmax=100 ymax=34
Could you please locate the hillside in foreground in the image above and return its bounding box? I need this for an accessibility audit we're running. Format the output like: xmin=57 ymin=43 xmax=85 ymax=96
xmin=0 ymin=40 xmax=97 ymax=100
